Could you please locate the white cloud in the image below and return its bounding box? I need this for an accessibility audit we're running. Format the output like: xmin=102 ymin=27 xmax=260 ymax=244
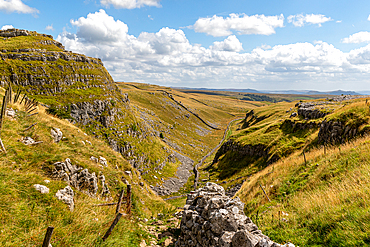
xmin=1 ymin=24 xmax=14 ymax=30
xmin=57 ymin=10 xmax=370 ymax=90
xmin=191 ymin=13 xmax=284 ymax=37
xmin=45 ymin=24 xmax=54 ymax=31
xmin=342 ymin=31 xmax=370 ymax=44
xmin=288 ymin=14 xmax=332 ymax=27
xmin=368 ymin=15 xmax=370 ymax=21
xmin=210 ymin=35 xmax=243 ymax=52
xmin=71 ymin=9 xmax=129 ymax=44
xmin=0 ymin=0 xmax=38 ymax=14
xmin=100 ymin=0 xmax=161 ymax=9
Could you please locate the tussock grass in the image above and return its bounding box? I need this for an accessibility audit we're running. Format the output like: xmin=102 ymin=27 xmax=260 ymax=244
xmin=237 ymin=118 xmax=370 ymax=246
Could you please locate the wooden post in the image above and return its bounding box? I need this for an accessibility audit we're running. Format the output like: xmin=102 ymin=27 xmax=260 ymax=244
xmin=259 ymin=183 xmax=271 ymax=202
xmin=7 ymin=85 xmax=12 ymax=104
xmin=303 ymin=149 xmax=307 ymax=165
xmin=256 ymin=210 xmax=259 ymax=227
xmin=102 ymin=213 xmax=122 ymax=241
xmin=0 ymin=92 xmax=8 ymax=131
xmin=115 ymin=189 xmax=125 ymax=214
xmin=126 ymin=184 xmax=131 ymax=215
xmin=42 ymin=226 xmax=54 ymax=247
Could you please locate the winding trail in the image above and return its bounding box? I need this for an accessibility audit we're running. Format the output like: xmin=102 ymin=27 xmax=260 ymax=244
xmin=164 ymin=117 xmax=243 ymax=201
xmin=193 ymin=117 xmax=244 ymax=190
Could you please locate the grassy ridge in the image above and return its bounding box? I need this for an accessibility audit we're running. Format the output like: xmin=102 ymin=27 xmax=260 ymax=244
xmin=204 ymin=96 xmax=370 ymax=246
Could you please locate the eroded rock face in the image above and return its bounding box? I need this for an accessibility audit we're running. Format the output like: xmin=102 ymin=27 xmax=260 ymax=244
xmin=52 ymin=158 xmax=109 ymax=197
xmin=70 ymin=100 xmax=117 ymax=127
xmin=175 ymin=183 xmax=294 ymax=247
xmin=318 ymin=120 xmax=359 ymax=145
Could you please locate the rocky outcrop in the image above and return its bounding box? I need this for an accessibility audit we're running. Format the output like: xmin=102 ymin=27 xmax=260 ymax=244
xmin=51 ymin=127 xmax=63 ymax=143
xmin=52 ymin=158 xmax=110 ymax=198
xmin=33 ymin=184 xmax=50 ymax=194
xmin=0 ymin=28 xmax=64 ymax=49
xmin=213 ymin=140 xmax=278 ymax=165
xmin=55 ymin=186 xmax=75 ymax=211
xmin=175 ymin=183 xmax=294 ymax=247
xmin=296 ymin=102 xmax=328 ymax=120
xmin=0 ymin=51 xmax=102 ymax=65
xmin=69 ymin=99 xmax=120 ymax=126
xmin=318 ymin=120 xmax=358 ymax=144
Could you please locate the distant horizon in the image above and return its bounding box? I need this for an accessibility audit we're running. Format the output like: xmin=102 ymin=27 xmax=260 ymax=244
xmin=121 ymin=82 xmax=369 ymax=94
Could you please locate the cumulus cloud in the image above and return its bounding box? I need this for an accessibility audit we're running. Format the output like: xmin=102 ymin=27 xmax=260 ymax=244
xmin=288 ymin=14 xmax=332 ymax=27
xmin=342 ymin=31 xmax=370 ymax=44
xmin=191 ymin=13 xmax=284 ymax=37
xmin=57 ymin=10 xmax=370 ymax=89
xmin=210 ymin=35 xmax=243 ymax=52
xmin=100 ymin=0 xmax=161 ymax=9
xmin=0 ymin=0 xmax=39 ymax=14
xmin=1 ymin=24 xmax=14 ymax=30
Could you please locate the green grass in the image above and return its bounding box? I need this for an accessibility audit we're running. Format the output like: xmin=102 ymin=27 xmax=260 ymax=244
xmin=0 ymin=94 xmax=170 ymax=246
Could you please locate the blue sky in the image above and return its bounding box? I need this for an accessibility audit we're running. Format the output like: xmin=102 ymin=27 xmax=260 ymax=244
xmin=2 ymin=0 xmax=370 ymax=91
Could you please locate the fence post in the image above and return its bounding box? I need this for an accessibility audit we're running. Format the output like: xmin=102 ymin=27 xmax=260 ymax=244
xmin=115 ymin=189 xmax=125 ymax=214
xmin=42 ymin=226 xmax=54 ymax=247
xmin=102 ymin=213 xmax=122 ymax=241
xmin=126 ymin=184 xmax=131 ymax=215
xmin=0 ymin=90 xmax=8 ymax=131
xmin=259 ymin=183 xmax=271 ymax=202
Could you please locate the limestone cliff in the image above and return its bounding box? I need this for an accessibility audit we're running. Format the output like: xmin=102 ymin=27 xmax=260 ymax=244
xmin=0 ymin=29 xmax=180 ymax=191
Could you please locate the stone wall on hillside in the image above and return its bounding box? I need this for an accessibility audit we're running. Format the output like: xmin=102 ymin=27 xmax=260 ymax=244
xmin=175 ymin=183 xmax=294 ymax=247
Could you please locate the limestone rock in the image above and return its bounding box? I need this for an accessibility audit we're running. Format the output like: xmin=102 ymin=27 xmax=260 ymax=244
xmin=55 ymin=186 xmax=74 ymax=211
xmin=33 ymin=184 xmax=49 ymax=194
xmin=90 ymin=156 xmax=98 ymax=163
xmin=51 ymin=127 xmax=63 ymax=143
xmin=175 ymin=182 xmax=293 ymax=247
xmin=53 ymin=158 xmax=103 ymax=197
xmin=99 ymin=156 xmax=108 ymax=167
xmin=5 ymin=108 xmax=15 ymax=118
xmin=20 ymin=136 xmax=35 ymax=145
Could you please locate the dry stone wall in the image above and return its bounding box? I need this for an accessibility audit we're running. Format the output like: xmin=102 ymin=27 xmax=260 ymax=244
xmin=176 ymin=183 xmax=294 ymax=247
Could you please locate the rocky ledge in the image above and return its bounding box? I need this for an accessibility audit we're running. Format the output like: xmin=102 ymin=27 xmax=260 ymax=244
xmin=175 ymin=183 xmax=294 ymax=247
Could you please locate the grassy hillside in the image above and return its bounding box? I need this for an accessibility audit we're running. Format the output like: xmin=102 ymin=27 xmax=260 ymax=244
xmin=204 ymin=95 xmax=370 ymax=246
xmin=0 ymin=88 xmax=170 ymax=246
